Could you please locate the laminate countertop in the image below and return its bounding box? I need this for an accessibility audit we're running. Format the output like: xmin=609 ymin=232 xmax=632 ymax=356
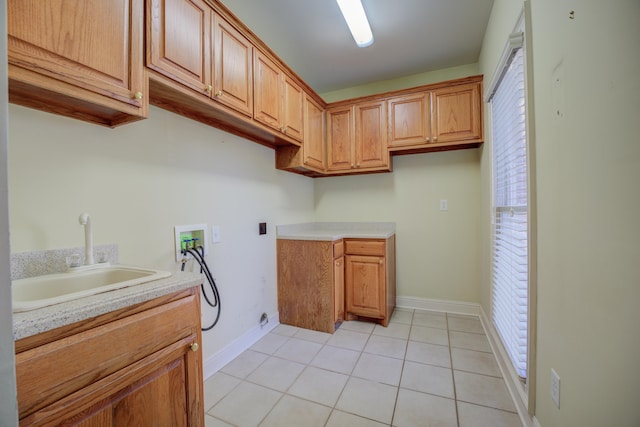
xmin=13 ymin=271 xmax=203 ymax=341
xmin=276 ymin=222 xmax=395 ymax=241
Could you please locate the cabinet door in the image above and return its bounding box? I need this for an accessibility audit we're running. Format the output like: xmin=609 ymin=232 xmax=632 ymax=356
xmin=8 ymin=0 xmax=146 ymax=123
xmin=431 ymin=82 xmax=482 ymax=143
xmin=355 ymin=100 xmax=389 ymax=169
xmin=213 ymin=14 xmax=253 ymax=116
xmin=388 ymin=92 xmax=432 ymax=148
xmin=282 ymin=75 xmax=304 ymax=142
xmin=334 ymin=256 xmax=345 ymax=323
xmin=345 ymin=254 xmax=385 ymax=319
xmin=326 ymin=106 xmax=354 ymax=171
xmin=303 ymin=95 xmax=326 ymax=170
xmin=147 ymin=0 xmax=211 ymax=96
xmin=254 ymin=51 xmax=282 ymax=130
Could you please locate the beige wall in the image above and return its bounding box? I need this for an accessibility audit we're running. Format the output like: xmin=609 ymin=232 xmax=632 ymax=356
xmin=480 ymin=0 xmax=640 ymax=425
xmin=315 ymin=150 xmax=481 ymax=303
xmin=8 ymin=104 xmax=315 ymax=362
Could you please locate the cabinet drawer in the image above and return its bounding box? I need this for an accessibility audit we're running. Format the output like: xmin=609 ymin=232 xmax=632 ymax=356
xmin=333 ymin=240 xmax=344 ymax=258
xmin=345 ymin=240 xmax=385 ymax=256
xmin=16 ymin=293 xmax=199 ymax=419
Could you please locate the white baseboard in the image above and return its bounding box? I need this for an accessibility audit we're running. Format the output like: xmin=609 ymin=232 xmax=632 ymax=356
xmin=396 ymin=296 xmax=481 ymax=316
xmin=202 ymin=313 xmax=279 ymax=380
xmin=479 ymin=306 xmax=534 ymax=427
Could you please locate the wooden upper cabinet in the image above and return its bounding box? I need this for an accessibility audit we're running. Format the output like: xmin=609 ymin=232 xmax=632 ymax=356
xmin=212 ymin=14 xmax=253 ymax=116
xmin=7 ymin=0 xmax=147 ymax=127
xmin=254 ymin=51 xmax=304 ymax=142
xmin=388 ymin=92 xmax=432 ymax=148
xmin=147 ymin=0 xmax=211 ymax=95
xmin=431 ymin=82 xmax=482 ymax=143
xmin=355 ymin=100 xmax=389 ymax=169
xmin=326 ymin=105 xmax=355 ymax=171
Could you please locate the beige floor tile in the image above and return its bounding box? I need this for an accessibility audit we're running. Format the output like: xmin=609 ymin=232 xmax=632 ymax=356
xmin=412 ymin=311 xmax=448 ymax=329
xmin=352 ymin=352 xmax=404 ymax=386
xmin=210 ymin=382 xmax=281 ymax=427
xmin=451 ymin=347 xmax=502 ymax=377
xmin=449 ymin=330 xmax=491 ymax=352
xmin=454 ymin=370 xmax=517 ymax=412
xmin=393 ymin=388 xmax=457 ymax=427
xmin=325 ymin=410 xmax=388 ymax=427
xmin=447 ymin=315 xmax=485 ymax=334
xmin=340 ymin=320 xmax=376 ymax=334
xmin=327 ymin=328 xmax=371 ymax=351
xmin=458 ymin=401 xmax=522 ymax=427
xmin=400 ymin=361 xmax=454 ymax=398
xmin=246 ymin=356 xmax=305 ymax=391
xmin=273 ymin=337 xmax=323 ymax=364
xmin=373 ymin=322 xmax=411 ymax=339
xmin=220 ymin=350 xmax=268 ymax=379
xmin=389 ymin=308 xmax=414 ymax=325
xmin=409 ymin=325 xmax=449 ymax=345
xmin=310 ymin=345 xmax=361 ymax=374
xmin=205 ymin=414 xmax=234 ymax=427
xmin=250 ymin=333 xmax=290 ymax=355
xmin=271 ymin=324 xmax=299 ymax=336
xmin=259 ymin=395 xmax=331 ymax=427
xmin=363 ymin=334 xmax=407 ymax=359
xmin=204 ymin=372 xmax=241 ymax=411
xmin=336 ymin=377 xmax=398 ymax=424
xmin=405 ymin=341 xmax=451 ymax=368
xmin=288 ymin=366 xmax=349 ymax=407
xmin=294 ymin=328 xmax=333 ymax=344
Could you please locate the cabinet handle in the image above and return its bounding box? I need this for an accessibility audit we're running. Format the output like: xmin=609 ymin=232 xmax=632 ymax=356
xmin=190 ymin=342 xmax=200 ymax=352
xmin=205 ymin=85 xmax=213 ymax=93
xmin=379 ymin=259 xmax=384 ymax=265
xmin=215 ymin=90 xmax=223 ymax=97
xmin=433 ymin=136 xmax=438 ymax=142
xmin=356 ymin=163 xmax=361 ymax=168
xmin=133 ymin=91 xmax=143 ymax=100
xmin=350 ymin=164 xmax=355 ymax=168
xmin=426 ymin=137 xmax=431 ymax=142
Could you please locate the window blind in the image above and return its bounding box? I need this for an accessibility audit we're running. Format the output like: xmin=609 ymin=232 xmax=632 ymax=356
xmin=490 ymin=47 xmax=528 ymax=379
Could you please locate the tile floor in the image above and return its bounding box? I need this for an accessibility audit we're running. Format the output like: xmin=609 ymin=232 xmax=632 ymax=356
xmin=203 ymin=308 xmax=523 ymax=427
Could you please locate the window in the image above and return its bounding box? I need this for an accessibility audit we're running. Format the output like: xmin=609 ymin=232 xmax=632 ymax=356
xmin=489 ymin=36 xmax=528 ymax=379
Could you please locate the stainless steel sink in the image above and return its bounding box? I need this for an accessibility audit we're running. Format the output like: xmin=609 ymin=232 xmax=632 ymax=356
xmin=12 ymin=264 xmax=171 ymax=312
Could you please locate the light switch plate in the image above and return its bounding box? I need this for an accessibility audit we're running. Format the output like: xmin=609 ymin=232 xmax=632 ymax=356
xmin=440 ymin=199 xmax=449 ymax=211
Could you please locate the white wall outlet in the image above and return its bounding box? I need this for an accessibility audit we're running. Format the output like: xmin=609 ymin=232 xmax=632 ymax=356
xmin=174 ymin=224 xmax=208 ymax=262
xmin=551 ymin=368 xmax=561 ymax=408
xmin=439 ymin=199 xmax=449 ymax=211
xmin=211 ymin=225 xmax=221 ymax=244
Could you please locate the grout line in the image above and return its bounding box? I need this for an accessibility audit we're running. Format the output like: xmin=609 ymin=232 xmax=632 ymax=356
xmin=446 ymin=312 xmax=461 ymax=427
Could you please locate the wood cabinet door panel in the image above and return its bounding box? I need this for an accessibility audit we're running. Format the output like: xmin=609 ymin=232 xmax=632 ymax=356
xmin=326 ymin=106 xmax=354 ymax=171
xmin=282 ymin=75 xmax=304 ymax=142
xmin=213 ymin=14 xmax=253 ymax=116
xmin=388 ymin=92 xmax=431 ymax=147
xmin=147 ymin=0 xmax=211 ymax=94
xmin=303 ymin=95 xmax=326 ymax=170
xmin=355 ymin=101 xmax=389 ymax=169
xmin=345 ymin=255 xmax=385 ymax=319
xmin=8 ymin=0 xmax=145 ymax=108
xmin=432 ymin=82 xmax=482 ymax=143
xmin=254 ymin=51 xmax=282 ymax=129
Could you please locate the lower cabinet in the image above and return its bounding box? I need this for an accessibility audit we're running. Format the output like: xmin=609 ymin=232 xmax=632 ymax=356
xmin=15 ymin=288 xmax=204 ymax=426
xmin=344 ymin=237 xmax=396 ymax=326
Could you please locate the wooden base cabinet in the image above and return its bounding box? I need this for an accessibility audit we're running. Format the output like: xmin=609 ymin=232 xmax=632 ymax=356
xmin=15 ymin=288 xmax=204 ymax=427
xmin=345 ymin=237 xmax=396 ymax=326
xmin=277 ymin=239 xmax=344 ymax=333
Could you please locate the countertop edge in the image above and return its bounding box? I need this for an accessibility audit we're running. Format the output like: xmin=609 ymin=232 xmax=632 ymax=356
xmin=13 ymin=271 xmax=204 ymax=341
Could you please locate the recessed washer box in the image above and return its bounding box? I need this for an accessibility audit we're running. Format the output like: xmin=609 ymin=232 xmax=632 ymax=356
xmin=174 ymin=224 xmax=208 ymax=262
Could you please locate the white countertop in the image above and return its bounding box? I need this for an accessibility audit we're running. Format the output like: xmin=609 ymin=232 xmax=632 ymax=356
xmin=277 ymin=222 xmax=396 ymax=241
xmin=13 ymin=271 xmax=204 ymax=341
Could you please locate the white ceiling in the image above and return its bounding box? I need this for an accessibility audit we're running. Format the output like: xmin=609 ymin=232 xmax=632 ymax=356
xmin=219 ymin=0 xmax=495 ymax=94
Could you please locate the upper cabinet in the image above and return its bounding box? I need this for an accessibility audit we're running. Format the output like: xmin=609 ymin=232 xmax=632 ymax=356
xmin=147 ymin=0 xmax=252 ymax=116
xmin=387 ymin=77 xmax=483 ymax=153
xmin=7 ymin=0 xmax=147 ymax=127
xmin=254 ymin=51 xmax=304 ymax=143
xmin=326 ymin=100 xmax=390 ymax=173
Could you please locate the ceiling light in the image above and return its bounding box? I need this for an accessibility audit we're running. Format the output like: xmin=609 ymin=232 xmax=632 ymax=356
xmin=336 ymin=0 xmax=374 ymax=48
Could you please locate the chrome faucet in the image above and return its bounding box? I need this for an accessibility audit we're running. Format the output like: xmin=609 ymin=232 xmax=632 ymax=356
xmin=78 ymin=213 xmax=95 ymax=265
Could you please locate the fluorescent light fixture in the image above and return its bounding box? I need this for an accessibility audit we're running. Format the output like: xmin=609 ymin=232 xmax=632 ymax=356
xmin=336 ymin=0 xmax=374 ymax=48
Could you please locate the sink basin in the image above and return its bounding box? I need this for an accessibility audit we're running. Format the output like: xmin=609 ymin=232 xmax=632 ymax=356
xmin=12 ymin=264 xmax=172 ymax=312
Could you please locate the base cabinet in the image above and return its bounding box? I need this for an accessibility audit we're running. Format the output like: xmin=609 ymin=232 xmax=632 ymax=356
xmin=15 ymin=288 xmax=204 ymax=427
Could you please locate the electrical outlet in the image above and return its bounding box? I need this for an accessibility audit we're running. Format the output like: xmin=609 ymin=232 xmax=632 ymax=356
xmin=440 ymin=199 xmax=449 ymax=211
xmin=551 ymin=368 xmax=561 ymax=408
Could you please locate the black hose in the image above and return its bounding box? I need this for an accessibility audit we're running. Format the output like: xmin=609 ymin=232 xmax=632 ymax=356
xmin=180 ymin=246 xmax=221 ymax=331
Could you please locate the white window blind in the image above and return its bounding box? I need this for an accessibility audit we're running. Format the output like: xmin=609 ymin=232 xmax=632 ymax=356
xmin=490 ymin=46 xmax=528 ymax=379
